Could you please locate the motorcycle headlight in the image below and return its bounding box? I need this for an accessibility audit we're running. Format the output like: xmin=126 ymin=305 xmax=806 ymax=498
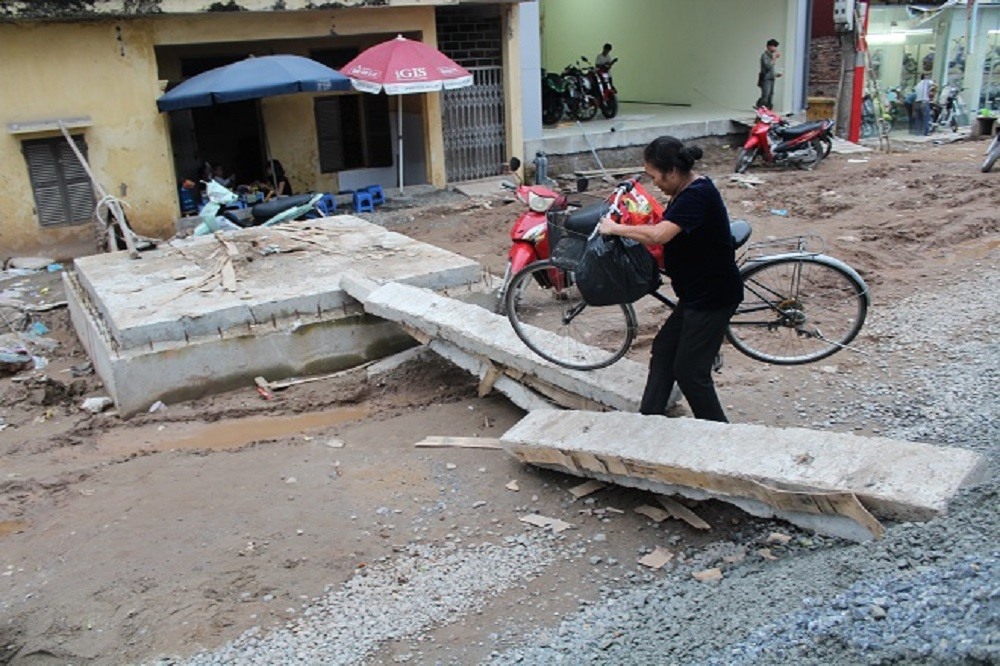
xmin=527 ymin=191 xmax=556 ymax=213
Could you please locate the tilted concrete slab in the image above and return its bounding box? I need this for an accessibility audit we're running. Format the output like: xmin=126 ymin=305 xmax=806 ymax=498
xmin=65 ymin=217 xmax=482 ymax=416
xmin=340 ymin=276 xmax=678 ymax=413
xmin=500 ymin=411 xmax=988 ymax=542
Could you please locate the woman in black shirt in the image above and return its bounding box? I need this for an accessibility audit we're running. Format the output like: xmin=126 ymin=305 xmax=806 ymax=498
xmin=598 ymin=136 xmax=743 ymax=422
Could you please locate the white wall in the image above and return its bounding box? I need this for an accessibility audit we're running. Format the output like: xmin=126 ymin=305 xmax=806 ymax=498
xmin=539 ymin=0 xmax=801 ymax=114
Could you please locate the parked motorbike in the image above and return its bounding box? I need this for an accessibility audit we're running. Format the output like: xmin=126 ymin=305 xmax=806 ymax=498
xmin=495 ymin=158 xmax=664 ymax=312
xmin=541 ymin=69 xmax=566 ymax=126
xmin=932 ymin=84 xmax=962 ymax=132
xmin=735 ymin=107 xmax=834 ymax=173
xmin=983 ymin=130 xmax=1000 ymax=173
xmin=562 ymin=62 xmax=599 ymax=121
xmin=580 ymin=55 xmax=619 ymax=119
xmin=495 ymin=157 xmax=567 ymax=310
xmin=193 ymin=179 xmax=325 ymax=236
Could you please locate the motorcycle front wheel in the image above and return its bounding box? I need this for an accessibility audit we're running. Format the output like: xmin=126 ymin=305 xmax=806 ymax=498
xmin=600 ymin=95 xmax=619 ymax=119
xmin=573 ymin=95 xmax=599 ymax=121
xmin=542 ymin=95 xmax=564 ymax=125
xmin=734 ymin=147 xmax=758 ymax=173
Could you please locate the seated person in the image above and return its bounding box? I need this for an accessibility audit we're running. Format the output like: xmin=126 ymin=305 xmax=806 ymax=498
xmin=212 ymin=164 xmax=235 ymax=188
xmin=257 ymin=159 xmax=294 ymax=199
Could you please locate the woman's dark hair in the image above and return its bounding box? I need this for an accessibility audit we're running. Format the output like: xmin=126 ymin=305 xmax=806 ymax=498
xmin=643 ymin=136 xmax=703 ymax=174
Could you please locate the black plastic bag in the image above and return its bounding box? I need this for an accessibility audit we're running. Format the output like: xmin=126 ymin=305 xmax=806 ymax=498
xmin=575 ymin=233 xmax=661 ymax=306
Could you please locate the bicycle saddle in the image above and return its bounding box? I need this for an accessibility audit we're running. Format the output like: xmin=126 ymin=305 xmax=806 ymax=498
xmin=730 ymin=219 xmax=752 ymax=248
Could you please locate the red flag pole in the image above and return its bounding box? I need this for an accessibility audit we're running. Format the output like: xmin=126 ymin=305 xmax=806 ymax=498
xmin=848 ymin=1 xmax=871 ymax=143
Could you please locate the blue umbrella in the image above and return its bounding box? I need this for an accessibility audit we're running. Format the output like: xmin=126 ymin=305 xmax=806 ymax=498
xmin=156 ymin=54 xmax=351 ymax=111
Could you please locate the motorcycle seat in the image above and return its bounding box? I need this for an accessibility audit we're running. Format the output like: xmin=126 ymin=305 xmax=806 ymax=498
xmin=251 ymin=193 xmax=318 ymax=224
xmin=775 ymin=120 xmax=827 ymax=138
xmin=562 ymin=201 xmax=606 ymax=235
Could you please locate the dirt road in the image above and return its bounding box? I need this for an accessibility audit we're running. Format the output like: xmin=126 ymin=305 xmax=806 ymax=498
xmin=1 ymin=138 xmax=997 ymax=664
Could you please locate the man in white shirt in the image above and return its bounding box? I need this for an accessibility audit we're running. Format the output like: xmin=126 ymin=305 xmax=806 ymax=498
xmin=913 ymin=74 xmax=933 ymax=136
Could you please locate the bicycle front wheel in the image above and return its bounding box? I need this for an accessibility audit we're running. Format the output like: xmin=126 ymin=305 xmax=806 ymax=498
xmin=505 ymin=260 xmax=637 ymax=370
xmin=727 ymin=255 xmax=869 ymax=365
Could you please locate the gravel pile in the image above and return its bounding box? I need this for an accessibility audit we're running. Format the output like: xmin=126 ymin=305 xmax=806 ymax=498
xmin=167 ymin=536 xmax=563 ymax=665
xmin=490 ymin=264 xmax=999 ymax=665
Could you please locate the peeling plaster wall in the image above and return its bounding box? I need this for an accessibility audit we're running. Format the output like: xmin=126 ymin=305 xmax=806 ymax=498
xmin=0 ymin=19 xmax=175 ymax=255
xmin=0 ymin=4 xmax=447 ymax=256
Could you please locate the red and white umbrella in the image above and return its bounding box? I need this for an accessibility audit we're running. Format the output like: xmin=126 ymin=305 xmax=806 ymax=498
xmin=342 ymin=35 xmax=473 ymax=192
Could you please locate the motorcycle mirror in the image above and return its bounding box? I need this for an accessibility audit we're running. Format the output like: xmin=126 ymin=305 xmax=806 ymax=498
xmin=581 ymin=56 xmax=590 ymax=63
xmin=509 ymin=157 xmax=521 ymax=172
xmin=576 ymin=177 xmax=589 ymax=193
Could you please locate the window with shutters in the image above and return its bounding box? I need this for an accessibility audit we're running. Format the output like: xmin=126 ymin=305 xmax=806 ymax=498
xmin=21 ymin=135 xmax=94 ymax=228
xmin=314 ymin=95 xmax=393 ymax=173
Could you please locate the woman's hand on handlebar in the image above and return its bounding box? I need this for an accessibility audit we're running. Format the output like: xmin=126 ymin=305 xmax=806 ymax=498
xmin=598 ymin=213 xmax=620 ymax=236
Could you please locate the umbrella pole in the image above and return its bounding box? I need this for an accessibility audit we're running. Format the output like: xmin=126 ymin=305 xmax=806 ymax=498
xmin=397 ymin=95 xmax=404 ymax=195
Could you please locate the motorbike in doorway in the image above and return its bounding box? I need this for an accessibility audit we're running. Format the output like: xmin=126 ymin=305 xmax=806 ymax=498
xmin=735 ymin=107 xmax=834 ymax=173
xmin=193 ymin=179 xmax=326 ymax=236
xmin=580 ymin=55 xmax=619 ymax=119
xmin=932 ymin=84 xmax=963 ymax=133
xmin=562 ymin=62 xmax=599 ymax=121
xmin=541 ymin=69 xmax=566 ymax=125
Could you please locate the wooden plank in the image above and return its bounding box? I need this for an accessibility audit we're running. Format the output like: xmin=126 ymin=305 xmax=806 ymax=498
xmin=634 ymin=504 xmax=669 ymax=522
xmin=414 ymin=436 xmax=503 ymax=450
xmin=568 ymin=480 xmax=606 ymax=499
xmin=478 ymin=362 xmax=502 ymax=397
xmin=657 ymin=495 xmax=711 ymax=531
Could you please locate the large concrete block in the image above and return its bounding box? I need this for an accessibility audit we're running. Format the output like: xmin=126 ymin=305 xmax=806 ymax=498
xmin=341 ymin=276 xmax=678 ymax=413
xmin=500 ymin=410 xmax=988 ymax=542
xmin=66 ymin=218 xmax=482 ymax=416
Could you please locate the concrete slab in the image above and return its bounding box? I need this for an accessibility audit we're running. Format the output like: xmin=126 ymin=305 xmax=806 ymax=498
xmin=340 ymin=276 xmax=678 ymax=413
xmin=500 ymin=411 xmax=988 ymax=542
xmin=65 ymin=217 xmax=482 ymax=416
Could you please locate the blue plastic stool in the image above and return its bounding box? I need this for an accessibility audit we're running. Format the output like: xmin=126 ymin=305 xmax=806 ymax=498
xmin=352 ymin=190 xmax=375 ymax=213
xmin=363 ymin=184 xmax=386 ymax=206
xmin=316 ymin=193 xmax=337 ymax=216
xmin=179 ymin=186 xmax=199 ymax=216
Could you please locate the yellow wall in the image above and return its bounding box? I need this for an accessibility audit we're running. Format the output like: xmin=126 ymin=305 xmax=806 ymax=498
xmin=0 ymin=5 xmax=452 ymax=257
xmin=0 ymin=20 xmax=173 ymax=255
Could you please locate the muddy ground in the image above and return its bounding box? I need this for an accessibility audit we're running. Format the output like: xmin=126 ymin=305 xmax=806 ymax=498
xmin=1 ymin=138 xmax=998 ymax=664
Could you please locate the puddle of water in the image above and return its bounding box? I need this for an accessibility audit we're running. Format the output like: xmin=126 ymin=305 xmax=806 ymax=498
xmin=0 ymin=520 xmax=29 ymax=537
xmin=94 ymin=406 xmax=368 ymax=456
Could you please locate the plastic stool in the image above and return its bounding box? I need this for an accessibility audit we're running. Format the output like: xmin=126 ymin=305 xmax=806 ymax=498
xmin=363 ymin=184 xmax=386 ymax=206
xmin=352 ymin=190 xmax=375 ymax=213
xmin=316 ymin=192 xmax=337 ymax=216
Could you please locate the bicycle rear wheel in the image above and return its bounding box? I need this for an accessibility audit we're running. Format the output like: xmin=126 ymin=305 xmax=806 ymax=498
xmin=505 ymin=260 xmax=637 ymax=370
xmin=727 ymin=255 xmax=868 ymax=365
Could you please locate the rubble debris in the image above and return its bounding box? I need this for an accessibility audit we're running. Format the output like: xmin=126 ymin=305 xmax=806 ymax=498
xmin=656 ymin=495 xmax=711 ymax=531
xmin=767 ymin=532 xmax=793 ymax=545
xmin=637 ymin=546 xmax=674 ymax=570
xmin=519 ymin=513 xmax=573 ymax=533
xmin=506 ymin=480 xmax=520 ymax=492
xmin=692 ymin=567 xmax=723 ymax=582
xmin=568 ymin=480 xmax=606 ymax=499
xmin=81 ymin=396 xmax=114 ymax=414
xmin=634 ymin=505 xmax=670 ymax=523
xmin=414 ymin=436 xmax=503 ymax=450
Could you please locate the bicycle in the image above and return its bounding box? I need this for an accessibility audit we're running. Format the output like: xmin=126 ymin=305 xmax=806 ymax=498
xmin=504 ymin=179 xmax=871 ymax=371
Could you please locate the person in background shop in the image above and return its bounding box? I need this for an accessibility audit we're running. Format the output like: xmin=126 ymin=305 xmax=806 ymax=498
xmin=756 ymin=38 xmax=781 ymax=109
xmin=258 ymin=159 xmax=294 ymax=199
xmin=914 ymin=73 xmax=933 ymax=136
xmin=595 ymin=43 xmax=616 ymax=68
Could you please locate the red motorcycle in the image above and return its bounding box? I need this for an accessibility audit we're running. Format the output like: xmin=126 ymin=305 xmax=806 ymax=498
xmin=580 ymin=55 xmax=619 ymax=119
xmin=735 ymin=107 xmax=834 ymax=173
xmin=495 ymin=158 xmax=662 ymax=311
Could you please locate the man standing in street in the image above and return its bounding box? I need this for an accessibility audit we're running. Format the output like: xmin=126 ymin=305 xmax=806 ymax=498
xmin=914 ymin=73 xmax=933 ymax=136
xmin=756 ymin=39 xmax=781 ymax=109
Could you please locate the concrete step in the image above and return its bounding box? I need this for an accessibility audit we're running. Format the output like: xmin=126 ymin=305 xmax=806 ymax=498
xmin=500 ymin=410 xmax=987 ymax=542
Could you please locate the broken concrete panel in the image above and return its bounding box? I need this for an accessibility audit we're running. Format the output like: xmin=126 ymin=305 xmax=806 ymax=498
xmin=65 ymin=218 xmax=481 ymax=416
xmin=500 ymin=410 xmax=987 ymax=542
xmin=340 ymin=276 xmax=678 ymax=413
